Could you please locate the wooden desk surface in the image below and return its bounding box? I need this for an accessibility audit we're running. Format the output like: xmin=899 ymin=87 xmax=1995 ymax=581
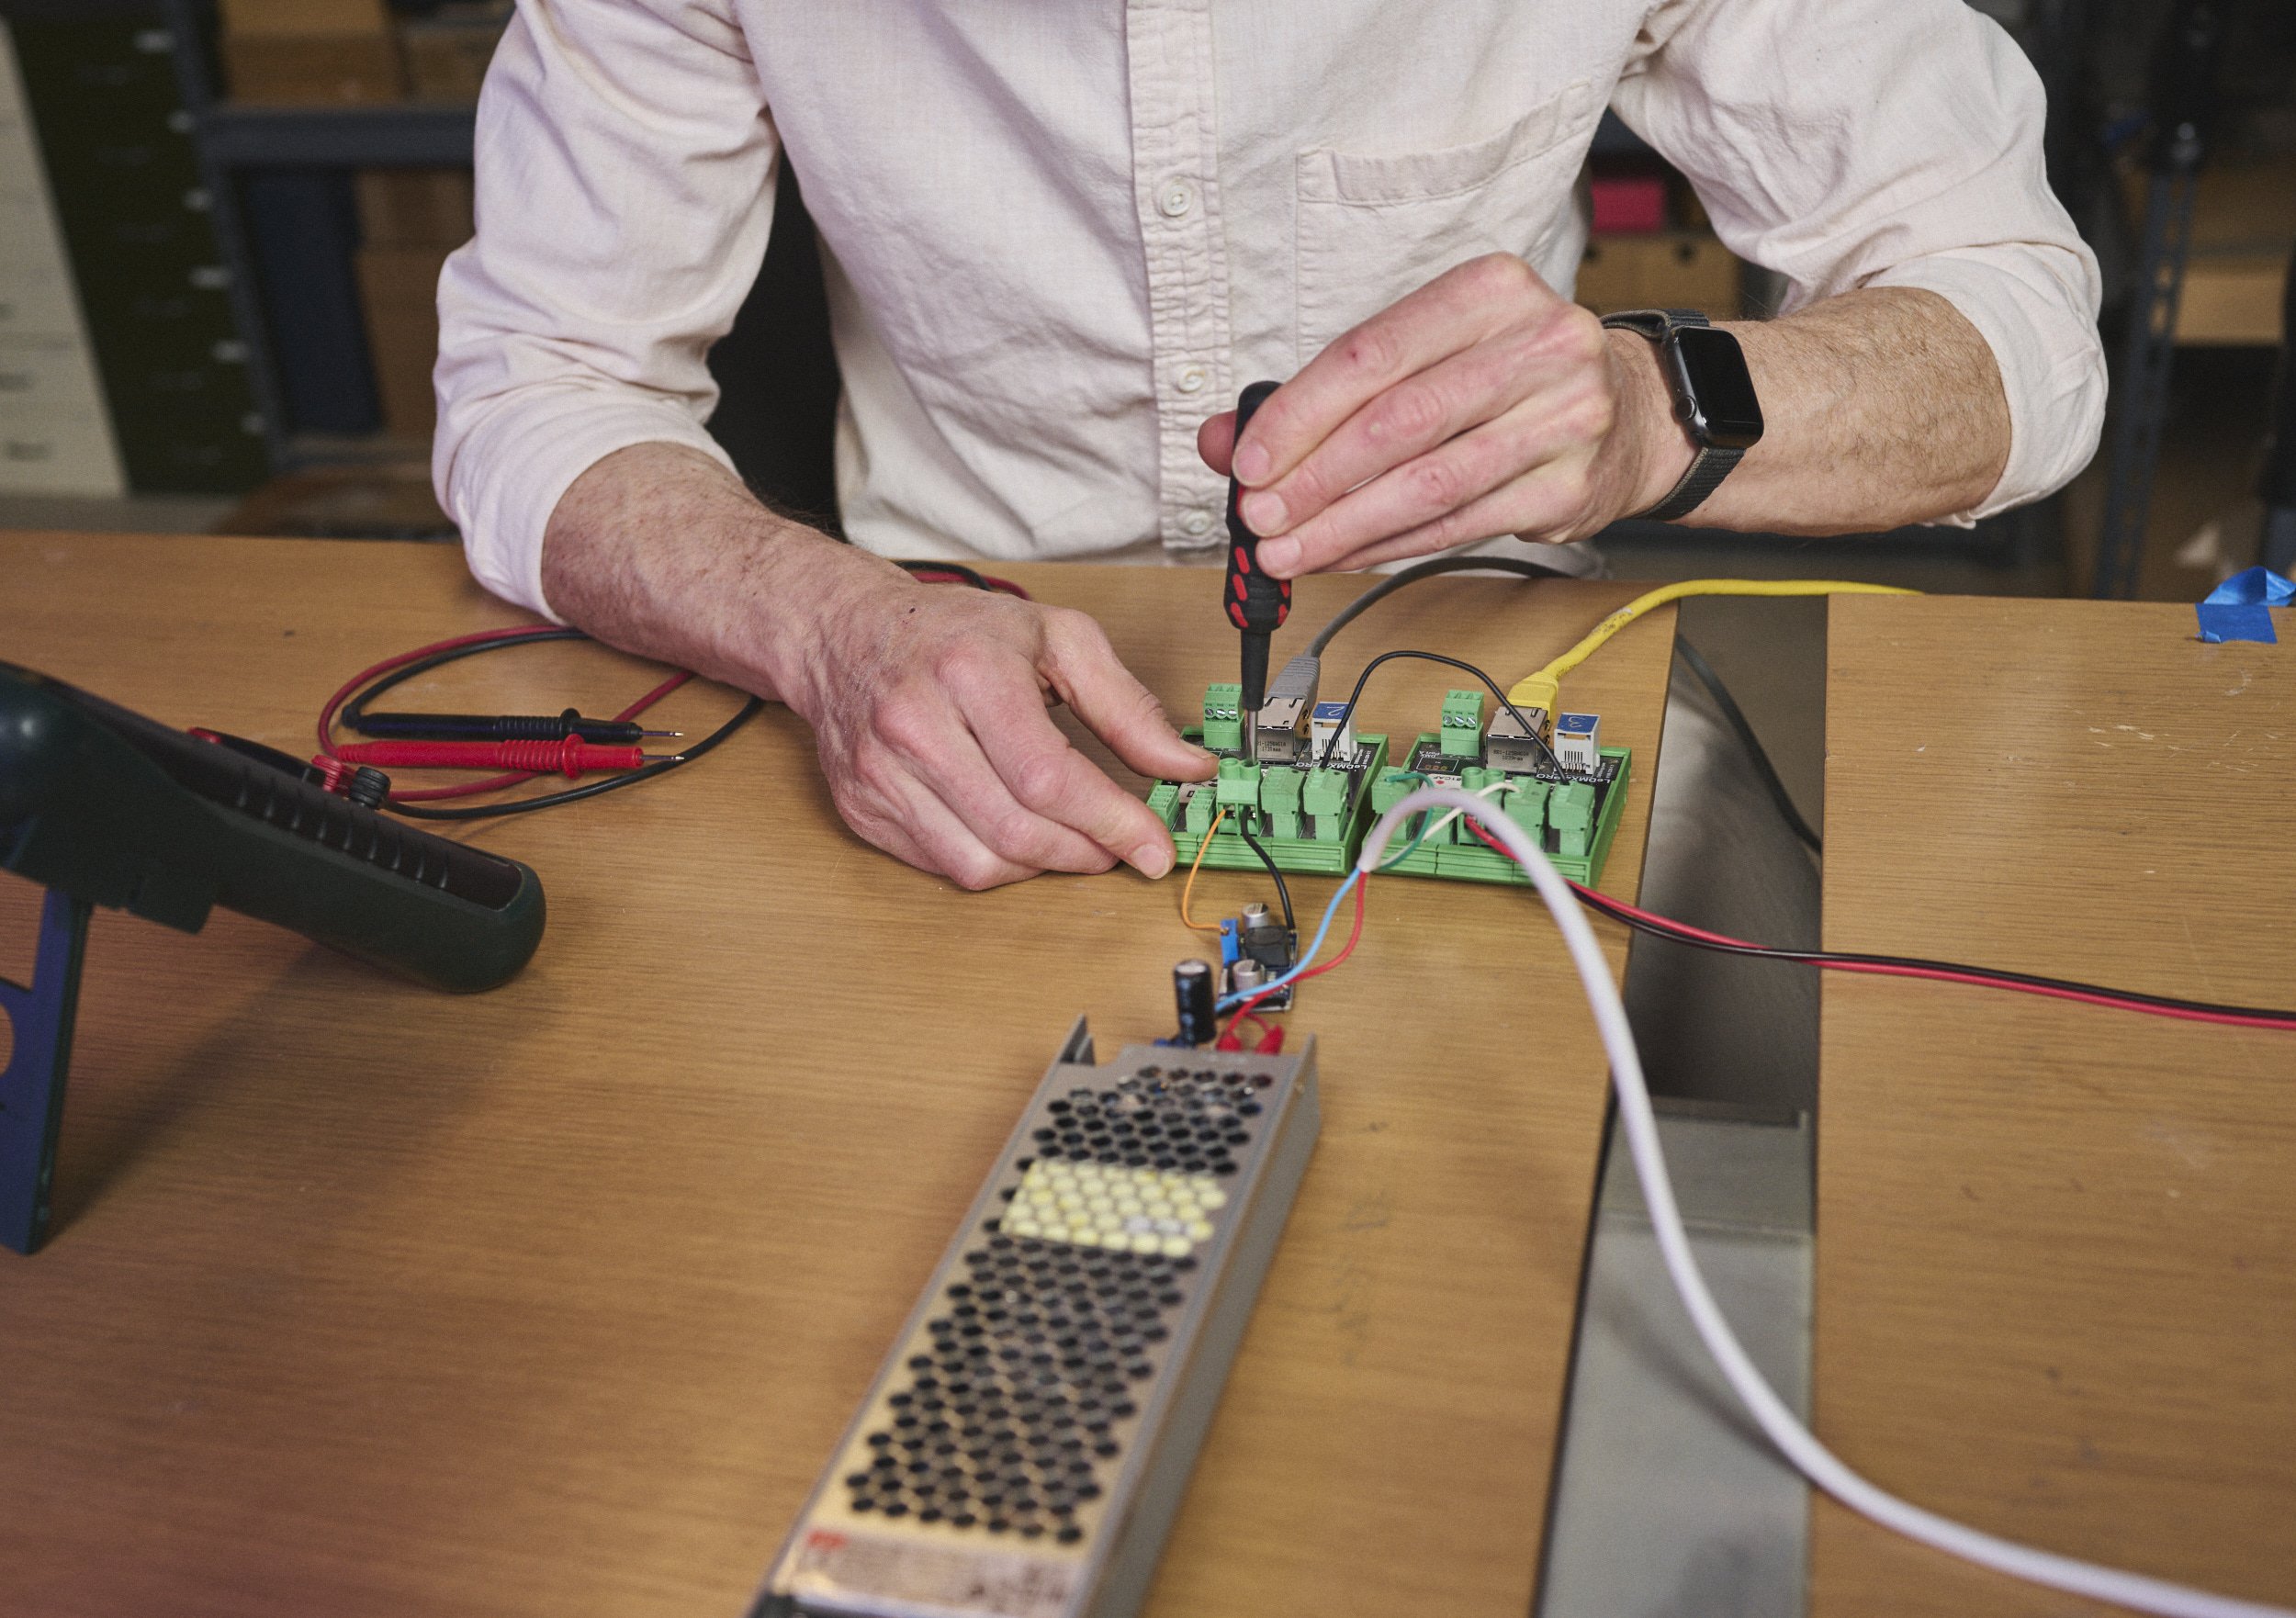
xmin=1817 ymin=596 xmax=2296 ymax=1616
xmin=0 ymin=534 xmax=1675 ymax=1618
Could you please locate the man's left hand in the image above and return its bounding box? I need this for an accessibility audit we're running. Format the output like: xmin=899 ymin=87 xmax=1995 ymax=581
xmin=1197 ymin=253 xmax=1695 ymax=576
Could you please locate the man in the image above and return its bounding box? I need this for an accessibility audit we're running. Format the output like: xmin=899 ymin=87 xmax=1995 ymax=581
xmin=435 ymin=0 xmax=2102 ymax=893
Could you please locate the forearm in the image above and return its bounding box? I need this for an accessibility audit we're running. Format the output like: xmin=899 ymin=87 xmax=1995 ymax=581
xmin=1617 ymin=286 xmax=2012 ymax=534
xmin=539 ymin=442 xmax=903 ymax=711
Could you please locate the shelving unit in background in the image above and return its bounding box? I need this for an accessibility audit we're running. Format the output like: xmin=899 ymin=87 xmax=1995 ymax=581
xmin=156 ymin=0 xmax=475 ymax=480
xmin=6 ymin=3 xmax=265 ymax=495
xmin=0 ymin=17 xmax=128 ymax=496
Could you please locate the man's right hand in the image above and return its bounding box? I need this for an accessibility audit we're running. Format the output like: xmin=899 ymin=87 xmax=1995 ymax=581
xmin=539 ymin=444 xmax=1213 ymax=891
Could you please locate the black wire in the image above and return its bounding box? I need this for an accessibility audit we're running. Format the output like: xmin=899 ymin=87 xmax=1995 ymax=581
xmin=1306 ymin=553 xmax=1578 ymax=657
xmin=330 ymin=628 xmax=760 ymax=822
xmin=1560 ymin=871 xmax=2296 ymax=1026
xmin=341 ymin=627 xmax=582 ymax=730
xmin=1672 ymin=635 xmax=1823 ymax=856
xmin=895 ymin=558 xmax=993 ymax=590
xmin=350 ymin=563 xmax=1009 ymax=822
xmin=386 ymin=695 xmax=765 ymax=820
xmin=1234 ymin=824 xmax=1296 ymax=936
xmin=1315 ymin=648 xmax=1563 ymax=772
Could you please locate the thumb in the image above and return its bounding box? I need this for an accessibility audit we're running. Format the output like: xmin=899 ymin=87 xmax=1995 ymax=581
xmin=1042 ymin=612 xmax=1217 ymax=783
xmin=1197 ymin=410 xmax=1238 ymax=477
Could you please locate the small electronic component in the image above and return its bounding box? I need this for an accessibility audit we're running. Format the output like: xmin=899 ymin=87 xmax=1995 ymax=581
xmin=753 ymin=1019 xmax=1321 ymax=1618
xmin=1552 ymin=712 xmax=1601 ymax=773
xmin=1308 ymin=701 xmax=1355 ymax=762
xmin=1482 ymin=702 xmax=1551 ymax=774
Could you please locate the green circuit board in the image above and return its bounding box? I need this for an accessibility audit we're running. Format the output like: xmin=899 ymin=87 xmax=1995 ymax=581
xmin=1147 ymin=686 xmax=1631 ymax=887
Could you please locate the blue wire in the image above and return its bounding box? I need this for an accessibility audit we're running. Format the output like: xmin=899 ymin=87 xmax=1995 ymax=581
xmin=1215 ymin=867 xmax=1360 ymax=1012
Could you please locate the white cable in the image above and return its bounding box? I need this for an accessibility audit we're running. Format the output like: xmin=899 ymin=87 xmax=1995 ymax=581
xmin=1358 ymin=786 xmax=2293 ymax=1618
xmin=1410 ymin=776 xmax=1514 ymax=847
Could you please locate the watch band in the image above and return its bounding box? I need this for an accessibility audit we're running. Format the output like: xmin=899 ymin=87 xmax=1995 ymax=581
xmin=1643 ymin=444 xmax=1744 ymax=522
xmin=1600 ymin=309 xmax=1740 ymax=522
xmin=1601 ymin=308 xmax=1708 ymax=341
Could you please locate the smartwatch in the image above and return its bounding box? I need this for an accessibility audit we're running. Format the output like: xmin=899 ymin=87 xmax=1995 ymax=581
xmin=1600 ymin=309 xmax=1763 ymax=521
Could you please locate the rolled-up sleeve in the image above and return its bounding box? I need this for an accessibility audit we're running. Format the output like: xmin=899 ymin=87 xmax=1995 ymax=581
xmin=1611 ymin=0 xmax=2105 ymax=522
xmin=433 ymin=0 xmax=777 ymax=618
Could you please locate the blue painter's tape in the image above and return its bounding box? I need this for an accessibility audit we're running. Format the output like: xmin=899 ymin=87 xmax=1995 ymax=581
xmin=2196 ymin=566 xmax=2294 ymax=644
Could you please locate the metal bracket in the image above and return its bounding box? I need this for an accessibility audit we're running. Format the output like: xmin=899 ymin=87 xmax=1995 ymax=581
xmin=0 ymin=889 xmax=94 ymax=1254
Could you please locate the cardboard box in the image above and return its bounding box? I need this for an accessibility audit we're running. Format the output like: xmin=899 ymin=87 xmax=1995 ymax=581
xmin=224 ymin=32 xmax=402 ymax=103
xmin=400 ymin=8 xmax=508 ymax=103
xmin=355 ymin=243 xmax=447 ymax=441
xmin=355 ymin=167 xmax=473 ymax=248
xmin=1573 ymin=231 xmax=1743 ymax=318
xmin=220 ymin=0 xmax=401 ymax=105
xmin=219 ymin=0 xmax=390 ymax=37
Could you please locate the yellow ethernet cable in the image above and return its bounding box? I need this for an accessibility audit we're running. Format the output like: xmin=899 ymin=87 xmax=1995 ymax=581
xmin=1507 ymin=579 xmax=1920 ymax=715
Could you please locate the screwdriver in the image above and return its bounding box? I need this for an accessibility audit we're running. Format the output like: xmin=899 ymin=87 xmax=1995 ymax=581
xmin=1222 ymin=379 xmax=1289 ymax=760
xmin=332 ymin=738 xmax=673 ymax=778
xmin=348 ymin=709 xmax=679 ymax=744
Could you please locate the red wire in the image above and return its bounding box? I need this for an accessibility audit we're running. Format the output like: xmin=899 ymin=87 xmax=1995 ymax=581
xmin=1221 ymin=873 xmax=1368 ymax=1037
xmin=1459 ymin=818 xmax=2296 ymax=1033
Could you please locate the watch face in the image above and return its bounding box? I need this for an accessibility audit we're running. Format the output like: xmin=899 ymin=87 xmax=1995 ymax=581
xmin=1669 ymin=326 xmax=1764 ymax=449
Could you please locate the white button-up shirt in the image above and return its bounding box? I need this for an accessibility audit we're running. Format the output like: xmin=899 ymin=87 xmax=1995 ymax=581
xmin=435 ymin=0 xmax=2104 ymax=619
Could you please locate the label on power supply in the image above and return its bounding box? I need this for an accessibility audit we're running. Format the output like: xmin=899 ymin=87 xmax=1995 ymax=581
xmin=786 ymin=1527 xmax=1077 ymax=1618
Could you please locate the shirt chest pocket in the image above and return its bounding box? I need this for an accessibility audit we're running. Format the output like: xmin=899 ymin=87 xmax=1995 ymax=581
xmin=1293 ymin=80 xmax=1602 ymax=367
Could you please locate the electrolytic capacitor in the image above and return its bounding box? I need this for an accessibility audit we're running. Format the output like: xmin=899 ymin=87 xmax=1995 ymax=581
xmin=1174 ymin=959 xmax=1218 ymax=1047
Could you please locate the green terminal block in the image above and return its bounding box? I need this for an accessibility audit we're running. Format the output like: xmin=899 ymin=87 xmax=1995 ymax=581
xmin=1215 ymin=757 xmax=1263 ymax=807
xmin=1438 ymin=688 xmax=1483 ymax=759
xmin=1203 ymin=683 xmax=1244 ymax=753
xmin=1146 ymin=686 xmax=1629 ymax=885
xmin=1260 ymin=765 xmax=1304 ymax=840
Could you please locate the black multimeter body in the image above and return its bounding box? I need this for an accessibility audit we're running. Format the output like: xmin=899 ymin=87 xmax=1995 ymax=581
xmin=0 ymin=659 xmax=543 ymax=991
xmin=0 ymin=659 xmax=546 ymax=1253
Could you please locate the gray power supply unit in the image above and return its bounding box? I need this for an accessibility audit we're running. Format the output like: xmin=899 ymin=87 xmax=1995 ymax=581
xmin=753 ymin=1018 xmax=1322 ymax=1618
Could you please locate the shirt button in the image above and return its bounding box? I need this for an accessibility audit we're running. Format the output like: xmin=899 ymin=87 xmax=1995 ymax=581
xmin=1158 ymin=179 xmax=1196 ymax=219
xmin=1176 ymin=365 xmax=1207 ymax=395
xmin=1181 ymin=510 xmax=1213 ymax=537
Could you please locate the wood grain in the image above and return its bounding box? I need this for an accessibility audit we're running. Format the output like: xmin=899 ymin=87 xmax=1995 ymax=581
xmin=1815 ymin=595 xmax=2296 ymax=1616
xmin=0 ymin=534 xmax=1676 ymax=1618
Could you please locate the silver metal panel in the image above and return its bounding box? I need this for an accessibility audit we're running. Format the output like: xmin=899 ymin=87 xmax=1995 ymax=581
xmin=1537 ymin=1107 xmax=1812 ymax=1618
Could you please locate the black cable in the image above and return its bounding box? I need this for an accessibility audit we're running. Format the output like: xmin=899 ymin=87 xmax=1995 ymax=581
xmin=386 ymin=694 xmax=766 ymax=821
xmin=1557 ymin=869 xmax=2296 ymax=1028
xmin=1672 ymin=635 xmax=1823 ymax=856
xmin=347 ymin=563 xmax=1012 ymax=822
xmin=1315 ymin=649 xmax=1562 ymax=772
xmin=1305 ymin=553 xmax=1578 ymax=657
xmin=895 ymin=558 xmax=993 ymax=590
xmin=1234 ymin=825 xmax=1296 ymax=936
xmin=329 ymin=626 xmax=761 ymax=822
xmin=341 ymin=627 xmax=582 ymax=731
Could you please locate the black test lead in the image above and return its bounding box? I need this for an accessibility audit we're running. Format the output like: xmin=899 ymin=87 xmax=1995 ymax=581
xmin=1222 ymin=380 xmax=1289 ymax=761
xmin=348 ymin=709 xmax=681 ymax=745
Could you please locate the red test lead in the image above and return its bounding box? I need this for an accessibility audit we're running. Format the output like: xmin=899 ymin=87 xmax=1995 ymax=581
xmin=332 ymin=737 xmax=668 ymax=778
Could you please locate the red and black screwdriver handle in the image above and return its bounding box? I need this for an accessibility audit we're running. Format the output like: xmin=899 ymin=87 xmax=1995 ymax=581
xmin=1223 ymin=380 xmax=1289 ymax=712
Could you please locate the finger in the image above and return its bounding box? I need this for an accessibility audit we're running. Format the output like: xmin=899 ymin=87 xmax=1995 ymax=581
xmin=1246 ymin=325 xmax=1583 ymax=544
xmin=1041 ymin=610 xmax=1217 ymax=788
xmin=871 ymin=680 xmax=1118 ymax=873
xmin=882 ymin=769 xmax=1041 ymax=891
xmin=1260 ymin=387 xmax=1612 ymax=576
xmin=1312 ymin=457 xmax=1604 ymax=574
xmin=957 ymin=670 xmax=1179 ymax=880
xmin=1197 ymin=410 xmax=1237 ymax=477
xmin=1232 ymin=254 xmax=1548 ymax=493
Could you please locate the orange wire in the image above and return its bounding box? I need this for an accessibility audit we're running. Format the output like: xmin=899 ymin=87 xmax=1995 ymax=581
xmin=1178 ymin=807 xmax=1228 ymax=931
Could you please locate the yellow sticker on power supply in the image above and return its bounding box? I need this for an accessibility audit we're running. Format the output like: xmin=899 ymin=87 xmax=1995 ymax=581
xmin=1002 ymin=1160 xmax=1227 ymax=1258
